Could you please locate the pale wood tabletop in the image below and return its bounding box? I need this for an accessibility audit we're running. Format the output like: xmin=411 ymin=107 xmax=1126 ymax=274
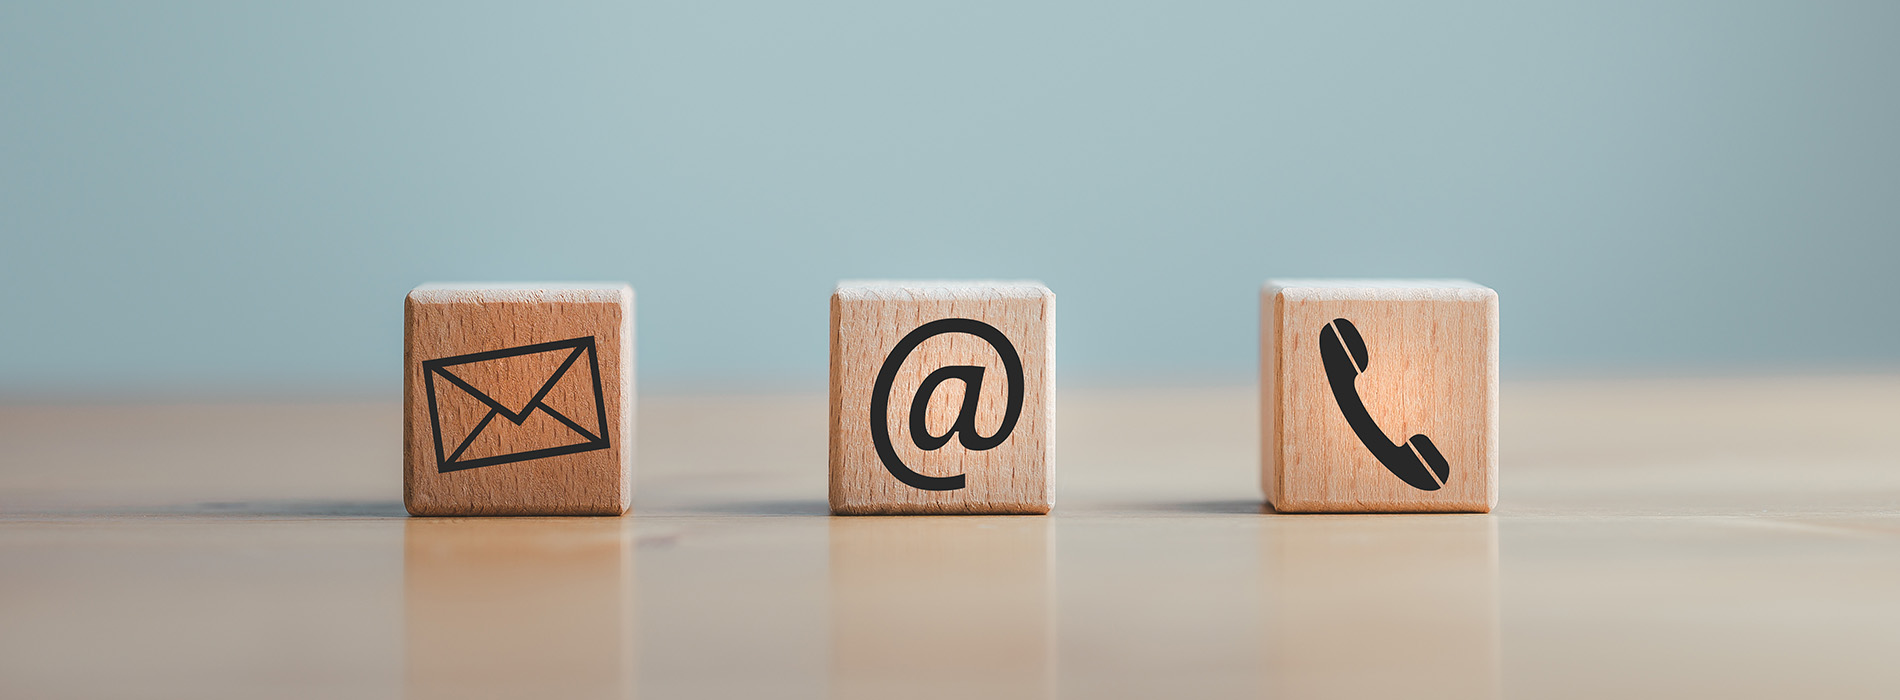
xmin=2 ymin=375 xmax=1897 ymax=699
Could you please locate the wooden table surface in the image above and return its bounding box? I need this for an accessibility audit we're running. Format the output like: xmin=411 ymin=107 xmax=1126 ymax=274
xmin=3 ymin=376 xmax=1898 ymax=699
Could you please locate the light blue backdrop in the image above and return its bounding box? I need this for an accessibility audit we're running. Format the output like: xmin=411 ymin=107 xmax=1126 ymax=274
xmin=3 ymin=1 xmax=1896 ymax=395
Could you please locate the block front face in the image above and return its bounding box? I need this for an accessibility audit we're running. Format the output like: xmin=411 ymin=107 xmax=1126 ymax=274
xmin=404 ymin=283 xmax=634 ymax=516
xmin=1263 ymin=280 xmax=1497 ymax=513
xmin=830 ymin=282 xmax=1053 ymax=514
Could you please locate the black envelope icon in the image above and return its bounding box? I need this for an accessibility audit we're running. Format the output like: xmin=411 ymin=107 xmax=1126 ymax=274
xmin=422 ymin=336 xmax=611 ymax=473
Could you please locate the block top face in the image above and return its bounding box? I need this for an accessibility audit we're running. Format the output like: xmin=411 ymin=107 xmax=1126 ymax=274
xmin=835 ymin=280 xmax=1053 ymax=302
xmin=409 ymin=282 xmax=633 ymax=305
xmin=1265 ymin=279 xmax=1495 ymax=303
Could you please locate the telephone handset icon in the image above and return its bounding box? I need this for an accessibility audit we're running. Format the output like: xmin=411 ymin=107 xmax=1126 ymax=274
xmin=1320 ymin=318 xmax=1450 ymax=491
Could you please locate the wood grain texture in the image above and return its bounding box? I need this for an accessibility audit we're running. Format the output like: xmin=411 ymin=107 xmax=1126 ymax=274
xmin=830 ymin=281 xmax=1053 ymax=515
xmin=1262 ymin=280 xmax=1497 ymax=513
xmin=404 ymin=283 xmax=633 ymax=516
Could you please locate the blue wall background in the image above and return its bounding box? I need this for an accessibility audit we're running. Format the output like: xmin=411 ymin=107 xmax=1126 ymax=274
xmin=3 ymin=1 xmax=1897 ymax=395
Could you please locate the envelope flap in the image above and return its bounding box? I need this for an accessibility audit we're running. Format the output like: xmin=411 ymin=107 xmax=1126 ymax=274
xmin=430 ymin=341 xmax=588 ymax=418
xmin=452 ymin=405 xmax=598 ymax=465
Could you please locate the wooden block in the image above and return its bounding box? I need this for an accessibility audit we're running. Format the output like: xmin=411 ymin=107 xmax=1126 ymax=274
xmin=1261 ymin=280 xmax=1497 ymax=513
xmin=829 ymin=281 xmax=1054 ymax=515
xmin=404 ymin=283 xmax=633 ymax=516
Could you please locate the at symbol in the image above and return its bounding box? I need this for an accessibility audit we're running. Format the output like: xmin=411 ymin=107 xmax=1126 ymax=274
xmin=869 ymin=318 xmax=1025 ymax=491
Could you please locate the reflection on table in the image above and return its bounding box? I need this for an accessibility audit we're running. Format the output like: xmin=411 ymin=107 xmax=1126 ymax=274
xmin=830 ymin=517 xmax=1051 ymax=699
xmin=1267 ymin=515 xmax=1499 ymax=700
xmin=405 ymin=517 xmax=634 ymax=700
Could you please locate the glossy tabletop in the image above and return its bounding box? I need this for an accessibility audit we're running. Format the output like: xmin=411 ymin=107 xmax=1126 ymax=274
xmin=2 ymin=375 xmax=1898 ymax=698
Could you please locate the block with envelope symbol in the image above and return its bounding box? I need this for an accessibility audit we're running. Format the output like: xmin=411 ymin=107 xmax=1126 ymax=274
xmin=404 ymin=283 xmax=633 ymax=516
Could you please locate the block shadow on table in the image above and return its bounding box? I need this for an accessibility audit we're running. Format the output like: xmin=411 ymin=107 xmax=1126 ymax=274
xmin=665 ymin=498 xmax=831 ymax=516
xmin=189 ymin=499 xmax=409 ymax=518
xmin=1 ymin=499 xmax=412 ymax=519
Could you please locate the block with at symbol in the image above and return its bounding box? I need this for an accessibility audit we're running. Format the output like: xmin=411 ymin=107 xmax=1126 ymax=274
xmin=830 ymin=281 xmax=1053 ymax=515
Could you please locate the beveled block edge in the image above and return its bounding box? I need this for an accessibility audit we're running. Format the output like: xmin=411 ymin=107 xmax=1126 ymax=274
xmin=1265 ymin=278 xmax=1495 ymax=304
xmin=408 ymin=282 xmax=634 ymax=306
xmin=834 ymin=280 xmax=1053 ymax=302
